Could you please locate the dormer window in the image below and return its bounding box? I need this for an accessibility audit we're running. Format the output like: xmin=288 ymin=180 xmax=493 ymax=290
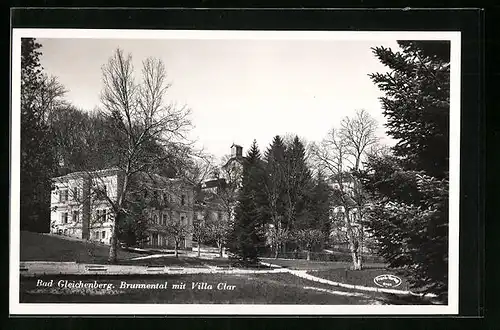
xmin=181 ymin=194 xmax=186 ymax=206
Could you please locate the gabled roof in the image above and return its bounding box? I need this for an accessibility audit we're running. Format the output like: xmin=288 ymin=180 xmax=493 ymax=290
xmin=222 ymin=156 xmax=245 ymax=168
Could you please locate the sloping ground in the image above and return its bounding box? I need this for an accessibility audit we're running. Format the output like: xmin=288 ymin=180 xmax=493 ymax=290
xmin=20 ymin=231 xmax=142 ymax=263
xmin=261 ymin=258 xmax=386 ymax=271
xmin=307 ymin=268 xmax=411 ymax=291
xmin=121 ymin=256 xmax=235 ymax=268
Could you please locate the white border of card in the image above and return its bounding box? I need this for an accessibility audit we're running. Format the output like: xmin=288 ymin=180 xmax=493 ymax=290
xmin=10 ymin=29 xmax=461 ymax=315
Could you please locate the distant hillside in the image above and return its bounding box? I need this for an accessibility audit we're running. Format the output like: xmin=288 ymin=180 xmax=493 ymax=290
xmin=20 ymin=231 xmax=141 ymax=263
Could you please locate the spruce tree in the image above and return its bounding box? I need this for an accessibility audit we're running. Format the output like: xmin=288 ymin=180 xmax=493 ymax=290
xmin=228 ymin=140 xmax=266 ymax=265
xmin=369 ymin=41 xmax=450 ymax=179
xmin=264 ymin=135 xmax=289 ymax=256
xmin=361 ymin=41 xmax=450 ymax=299
xmin=264 ymin=135 xmax=287 ymax=226
xmin=284 ymin=136 xmax=313 ymax=232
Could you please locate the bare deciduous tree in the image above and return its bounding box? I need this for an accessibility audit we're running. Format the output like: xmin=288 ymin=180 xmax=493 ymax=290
xmin=293 ymin=228 xmax=323 ymax=261
xmin=267 ymin=219 xmax=290 ymax=259
xmin=192 ymin=208 xmax=212 ymax=257
xmin=96 ymin=48 xmax=193 ymax=263
xmin=164 ymin=218 xmax=191 ymax=258
xmin=206 ymin=209 xmax=232 ymax=258
xmin=311 ymin=109 xmax=379 ymax=270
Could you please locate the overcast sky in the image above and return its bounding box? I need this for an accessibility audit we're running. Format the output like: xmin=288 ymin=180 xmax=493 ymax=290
xmin=38 ymin=37 xmax=399 ymax=161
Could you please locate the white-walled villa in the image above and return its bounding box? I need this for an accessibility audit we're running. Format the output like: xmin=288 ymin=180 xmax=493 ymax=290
xmin=50 ymin=168 xmax=195 ymax=249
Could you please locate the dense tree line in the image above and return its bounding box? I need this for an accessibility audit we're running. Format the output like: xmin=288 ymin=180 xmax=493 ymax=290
xmin=227 ymin=137 xmax=332 ymax=265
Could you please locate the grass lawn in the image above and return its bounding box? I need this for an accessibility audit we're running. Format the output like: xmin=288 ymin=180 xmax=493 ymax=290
xmin=261 ymin=258 xmax=386 ymax=271
xmin=119 ymin=256 xmax=237 ymax=268
xmin=305 ymin=268 xmax=439 ymax=305
xmin=20 ymin=272 xmax=389 ymax=305
xmin=308 ymin=267 xmax=411 ymax=291
xmin=20 ymin=231 xmax=142 ymax=264
xmin=20 ymin=231 xmax=270 ymax=268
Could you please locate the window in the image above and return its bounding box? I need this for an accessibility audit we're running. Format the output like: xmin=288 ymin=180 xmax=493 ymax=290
xmin=162 ymin=213 xmax=168 ymax=225
xmin=62 ymin=212 xmax=68 ymax=224
xmin=181 ymin=215 xmax=185 ymax=224
xmin=181 ymin=194 xmax=186 ymax=206
xmin=95 ymin=184 xmax=107 ymax=200
xmin=102 ymin=231 xmax=106 ymax=239
xmin=60 ymin=189 xmax=68 ymax=202
xmin=72 ymin=187 xmax=79 ymax=201
xmin=72 ymin=210 xmax=79 ymax=223
xmin=96 ymin=209 xmax=107 ymax=222
xmin=153 ymin=214 xmax=158 ymax=224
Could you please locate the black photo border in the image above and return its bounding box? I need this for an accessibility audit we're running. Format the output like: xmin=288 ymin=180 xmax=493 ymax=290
xmin=7 ymin=6 xmax=485 ymax=328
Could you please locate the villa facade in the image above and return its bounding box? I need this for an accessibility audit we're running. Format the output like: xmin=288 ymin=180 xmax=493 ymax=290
xmin=50 ymin=169 xmax=195 ymax=248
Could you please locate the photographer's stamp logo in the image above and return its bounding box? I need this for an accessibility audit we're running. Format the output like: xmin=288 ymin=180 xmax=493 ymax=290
xmin=373 ymin=274 xmax=402 ymax=288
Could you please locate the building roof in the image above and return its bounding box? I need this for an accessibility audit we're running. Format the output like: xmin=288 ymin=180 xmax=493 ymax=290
xmin=53 ymin=168 xmax=194 ymax=189
xmin=222 ymin=156 xmax=246 ymax=169
xmin=53 ymin=167 xmax=122 ymax=181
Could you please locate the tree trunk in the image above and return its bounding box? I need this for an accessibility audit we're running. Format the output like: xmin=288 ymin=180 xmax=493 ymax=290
xmin=351 ymin=249 xmax=362 ymax=270
xmin=218 ymin=241 xmax=223 ymax=258
xmin=197 ymin=242 xmax=201 ymax=257
xmin=108 ymin=216 xmax=119 ymax=263
xmin=175 ymin=241 xmax=179 ymax=258
xmin=274 ymin=243 xmax=279 ymax=259
xmin=306 ymin=250 xmax=311 ymax=261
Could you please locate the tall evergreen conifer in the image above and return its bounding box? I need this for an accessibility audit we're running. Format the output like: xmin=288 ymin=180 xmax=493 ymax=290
xmin=361 ymin=41 xmax=450 ymax=299
xmin=284 ymin=136 xmax=313 ymax=231
xmin=228 ymin=140 xmax=266 ymax=265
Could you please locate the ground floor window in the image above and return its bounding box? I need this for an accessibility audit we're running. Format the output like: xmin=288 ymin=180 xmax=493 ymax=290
xmin=72 ymin=210 xmax=79 ymax=223
xmin=61 ymin=212 xmax=68 ymax=224
xmin=96 ymin=209 xmax=107 ymax=223
xmin=151 ymin=233 xmax=159 ymax=246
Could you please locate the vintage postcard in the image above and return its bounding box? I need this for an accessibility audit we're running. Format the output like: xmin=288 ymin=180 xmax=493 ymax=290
xmin=10 ymin=28 xmax=460 ymax=315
